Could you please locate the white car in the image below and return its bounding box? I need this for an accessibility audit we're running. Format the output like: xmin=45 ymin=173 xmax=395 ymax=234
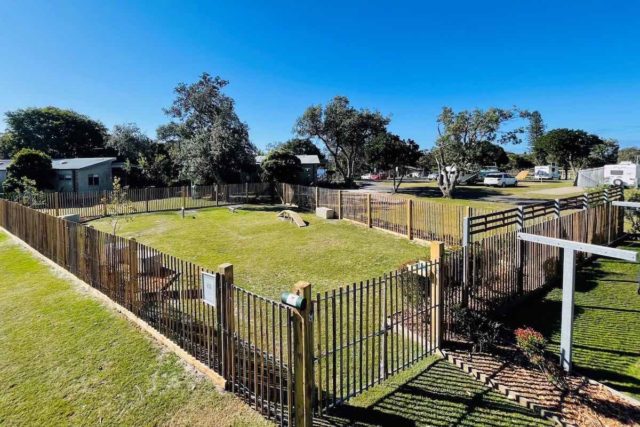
xmin=484 ymin=173 xmax=517 ymax=187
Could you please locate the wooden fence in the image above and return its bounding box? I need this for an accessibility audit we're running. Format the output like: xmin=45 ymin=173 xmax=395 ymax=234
xmin=278 ymin=183 xmax=495 ymax=245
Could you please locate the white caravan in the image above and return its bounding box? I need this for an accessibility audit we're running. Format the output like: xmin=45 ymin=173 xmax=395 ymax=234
xmin=603 ymin=162 xmax=640 ymax=188
xmin=534 ymin=164 xmax=561 ymax=180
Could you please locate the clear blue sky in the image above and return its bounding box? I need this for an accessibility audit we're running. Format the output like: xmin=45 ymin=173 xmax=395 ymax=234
xmin=1 ymin=0 xmax=639 ymax=153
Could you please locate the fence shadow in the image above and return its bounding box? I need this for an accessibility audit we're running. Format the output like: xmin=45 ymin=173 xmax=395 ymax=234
xmin=316 ymin=359 xmax=549 ymax=426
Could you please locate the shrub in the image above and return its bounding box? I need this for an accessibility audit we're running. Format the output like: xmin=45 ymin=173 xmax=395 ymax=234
xmin=515 ymin=327 xmax=546 ymax=365
xmin=451 ymin=305 xmax=502 ymax=353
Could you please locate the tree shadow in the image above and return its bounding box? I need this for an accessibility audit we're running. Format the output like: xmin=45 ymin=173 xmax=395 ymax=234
xmin=316 ymin=360 xmax=551 ymax=426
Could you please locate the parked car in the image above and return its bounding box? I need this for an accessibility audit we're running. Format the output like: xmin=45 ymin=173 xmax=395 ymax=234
xmin=484 ymin=173 xmax=517 ymax=187
xmin=426 ymin=172 xmax=439 ymax=181
xmin=371 ymin=172 xmax=388 ymax=181
xmin=360 ymin=173 xmax=373 ymax=180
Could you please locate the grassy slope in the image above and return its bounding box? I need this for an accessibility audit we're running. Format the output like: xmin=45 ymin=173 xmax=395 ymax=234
xmin=325 ymin=356 xmax=553 ymax=426
xmin=507 ymin=241 xmax=640 ymax=400
xmin=0 ymin=231 xmax=270 ymax=426
xmin=90 ymin=206 xmax=428 ymax=298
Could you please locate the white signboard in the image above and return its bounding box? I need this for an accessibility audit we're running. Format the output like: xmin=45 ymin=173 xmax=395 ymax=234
xmin=202 ymin=271 xmax=217 ymax=306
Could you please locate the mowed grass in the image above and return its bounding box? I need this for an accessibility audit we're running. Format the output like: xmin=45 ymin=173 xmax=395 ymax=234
xmin=507 ymin=240 xmax=640 ymax=400
xmin=90 ymin=206 xmax=429 ymax=298
xmin=0 ymin=231 xmax=271 ymax=426
xmin=324 ymin=356 xmax=553 ymax=426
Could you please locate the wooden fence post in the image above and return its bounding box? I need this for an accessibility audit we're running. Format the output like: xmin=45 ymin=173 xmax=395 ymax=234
xmin=292 ymin=281 xmax=313 ymax=427
xmin=102 ymin=190 xmax=108 ymax=217
xmin=218 ymin=263 xmax=235 ymax=384
xmin=215 ymin=184 xmax=219 ymax=206
xmin=182 ymin=186 xmax=187 ymax=209
xmin=54 ymin=193 xmax=60 ymax=216
xmin=338 ymin=190 xmax=343 ymax=219
xmin=145 ymin=187 xmax=150 ymax=213
xmin=462 ymin=206 xmax=471 ymax=307
xmin=245 ymin=182 xmax=249 ymax=203
xmin=125 ymin=238 xmax=140 ymax=314
xmin=430 ymin=241 xmax=444 ymax=352
xmin=367 ymin=193 xmax=372 ymax=228
xmin=315 ymin=186 xmax=319 ymax=210
xmin=406 ymin=199 xmax=413 ymax=240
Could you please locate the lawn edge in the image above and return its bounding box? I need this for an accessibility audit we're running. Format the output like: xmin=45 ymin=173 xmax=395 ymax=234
xmin=0 ymin=227 xmax=227 ymax=392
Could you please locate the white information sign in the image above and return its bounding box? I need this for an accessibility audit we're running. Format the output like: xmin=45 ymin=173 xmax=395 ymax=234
xmin=202 ymin=271 xmax=217 ymax=306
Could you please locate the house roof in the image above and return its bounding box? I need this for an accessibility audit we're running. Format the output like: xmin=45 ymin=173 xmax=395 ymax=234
xmin=0 ymin=157 xmax=116 ymax=171
xmin=255 ymin=154 xmax=321 ymax=165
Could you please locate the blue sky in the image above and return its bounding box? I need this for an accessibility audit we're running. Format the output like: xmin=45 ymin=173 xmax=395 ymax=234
xmin=1 ymin=0 xmax=639 ymax=153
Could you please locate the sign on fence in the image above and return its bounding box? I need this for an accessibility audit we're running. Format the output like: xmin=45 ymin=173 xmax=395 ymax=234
xmin=202 ymin=271 xmax=217 ymax=306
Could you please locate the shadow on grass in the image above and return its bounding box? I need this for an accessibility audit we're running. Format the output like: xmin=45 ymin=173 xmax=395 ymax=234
xmin=505 ymin=240 xmax=640 ymax=400
xmin=316 ymin=360 xmax=551 ymax=426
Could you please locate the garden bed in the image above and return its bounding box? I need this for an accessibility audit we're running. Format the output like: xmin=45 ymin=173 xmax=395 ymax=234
xmin=445 ymin=345 xmax=640 ymax=426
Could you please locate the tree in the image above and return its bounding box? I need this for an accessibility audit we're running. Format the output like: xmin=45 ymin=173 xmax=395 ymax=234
xmin=6 ymin=177 xmax=46 ymax=207
xmin=587 ymin=138 xmax=618 ymax=167
xmin=417 ymin=150 xmax=437 ymax=174
xmin=522 ymin=110 xmax=546 ymax=164
xmin=272 ymin=138 xmax=326 ymax=163
xmin=102 ymin=177 xmax=136 ymax=236
xmin=534 ymin=129 xmax=608 ymax=185
xmin=106 ymin=123 xmax=154 ymax=163
xmin=432 ymin=107 xmax=524 ymax=198
xmin=618 ymin=147 xmax=640 ymax=163
xmin=506 ymin=152 xmax=535 ymax=171
xmin=158 ymin=73 xmax=257 ymax=184
xmin=365 ymin=132 xmax=421 ymax=192
xmin=260 ymin=149 xmax=303 ymax=184
xmin=2 ymin=148 xmax=53 ymax=194
xmin=295 ymin=96 xmax=389 ymax=186
xmin=477 ymin=141 xmax=510 ymax=167
xmin=0 ymin=107 xmax=108 ymax=158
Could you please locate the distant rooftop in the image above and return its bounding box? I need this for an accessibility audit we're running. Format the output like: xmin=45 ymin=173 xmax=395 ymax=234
xmin=0 ymin=157 xmax=116 ymax=171
xmin=255 ymin=154 xmax=321 ymax=165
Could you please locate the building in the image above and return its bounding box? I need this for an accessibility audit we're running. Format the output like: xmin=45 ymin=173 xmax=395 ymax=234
xmin=256 ymin=154 xmax=322 ymax=184
xmin=0 ymin=157 xmax=116 ymax=192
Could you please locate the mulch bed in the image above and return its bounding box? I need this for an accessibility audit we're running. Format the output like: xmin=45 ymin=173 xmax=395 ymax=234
xmin=445 ymin=344 xmax=640 ymax=426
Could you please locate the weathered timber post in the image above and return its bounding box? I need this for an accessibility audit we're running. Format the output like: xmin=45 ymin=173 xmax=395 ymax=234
xmin=367 ymin=193 xmax=372 ymax=228
xmin=516 ymin=205 xmax=525 ymax=295
xmin=430 ymin=241 xmax=444 ymax=351
xmin=218 ymin=263 xmax=235 ymax=384
xmin=245 ymin=182 xmax=249 ymax=203
xmin=315 ymin=186 xmax=319 ymax=209
xmin=406 ymin=199 xmax=413 ymax=240
xmin=102 ymin=190 xmax=108 ymax=217
xmin=145 ymin=187 xmax=150 ymax=213
xmin=292 ymin=281 xmax=313 ymax=427
xmin=215 ymin=184 xmax=219 ymax=206
xmin=128 ymin=238 xmax=139 ymax=314
xmin=604 ymin=188 xmax=611 ymax=244
xmin=338 ymin=190 xmax=343 ymax=219
xmin=54 ymin=192 xmax=60 ymax=216
xmin=182 ymin=186 xmax=187 ymax=209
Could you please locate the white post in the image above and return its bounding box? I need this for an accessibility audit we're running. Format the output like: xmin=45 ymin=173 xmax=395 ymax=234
xmin=560 ymin=248 xmax=576 ymax=372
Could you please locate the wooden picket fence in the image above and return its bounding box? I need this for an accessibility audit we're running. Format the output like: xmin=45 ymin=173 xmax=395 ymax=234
xmin=278 ymin=183 xmax=495 ymax=245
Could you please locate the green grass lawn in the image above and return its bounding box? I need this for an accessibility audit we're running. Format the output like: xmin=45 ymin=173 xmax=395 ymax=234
xmin=507 ymin=240 xmax=640 ymax=400
xmin=90 ymin=206 xmax=429 ymax=298
xmin=0 ymin=231 xmax=270 ymax=426
xmin=323 ymin=356 xmax=553 ymax=426
xmin=371 ymin=180 xmax=583 ymax=209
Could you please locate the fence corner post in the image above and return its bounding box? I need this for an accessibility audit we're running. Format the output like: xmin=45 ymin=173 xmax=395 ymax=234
xmin=215 ymin=184 xmax=219 ymax=206
xmin=338 ymin=190 xmax=343 ymax=219
xmin=292 ymin=280 xmax=313 ymax=427
xmin=127 ymin=238 xmax=139 ymax=314
xmin=315 ymin=186 xmax=319 ymax=209
xmin=430 ymin=241 xmax=444 ymax=352
xmin=54 ymin=192 xmax=60 ymax=216
xmin=406 ymin=199 xmax=413 ymax=240
xmin=367 ymin=193 xmax=372 ymax=228
xmin=218 ymin=263 xmax=234 ymax=382
xmin=145 ymin=187 xmax=150 ymax=212
xmin=461 ymin=206 xmax=471 ymax=307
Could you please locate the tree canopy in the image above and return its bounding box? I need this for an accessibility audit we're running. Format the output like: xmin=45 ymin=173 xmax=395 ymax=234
xmin=365 ymin=132 xmax=421 ymax=192
xmin=295 ymin=96 xmax=389 ymax=186
xmin=2 ymin=148 xmax=53 ymax=194
xmin=272 ymin=138 xmax=325 ymax=163
xmin=618 ymin=147 xmax=640 ymax=163
xmin=534 ymin=129 xmax=616 ymax=184
xmin=432 ymin=107 xmax=524 ymax=197
xmin=0 ymin=107 xmax=108 ymax=158
xmin=158 ymin=73 xmax=257 ymax=184
xmin=260 ymin=149 xmax=303 ymax=184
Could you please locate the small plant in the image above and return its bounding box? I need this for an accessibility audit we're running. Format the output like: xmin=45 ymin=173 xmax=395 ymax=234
xmin=102 ymin=177 xmax=136 ymax=236
xmin=8 ymin=177 xmax=46 ymax=208
xmin=452 ymin=305 xmax=503 ymax=353
xmin=624 ymin=190 xmax=640 ymax=234
xmin=515 ymin=327 xmax=546 ymax=365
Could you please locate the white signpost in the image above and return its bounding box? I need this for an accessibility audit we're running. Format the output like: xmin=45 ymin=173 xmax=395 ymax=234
xmin=202 ymin=271 xmax=217 ymax=306
xmin=516 ymin=232 xmax=637 ymax=373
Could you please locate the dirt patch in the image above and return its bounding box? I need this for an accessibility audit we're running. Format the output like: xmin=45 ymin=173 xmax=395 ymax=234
xmin=445 ymin=346 xmax=640 ymax=426
xmin=530 ymin=186 xmax=585 ymax=196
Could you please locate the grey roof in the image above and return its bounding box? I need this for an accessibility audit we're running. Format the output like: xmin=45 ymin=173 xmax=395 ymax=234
xmin=256 ymin=154 xmax=321 ymax=165
xmin=0 ymin=157 xmax=116 ymax=171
